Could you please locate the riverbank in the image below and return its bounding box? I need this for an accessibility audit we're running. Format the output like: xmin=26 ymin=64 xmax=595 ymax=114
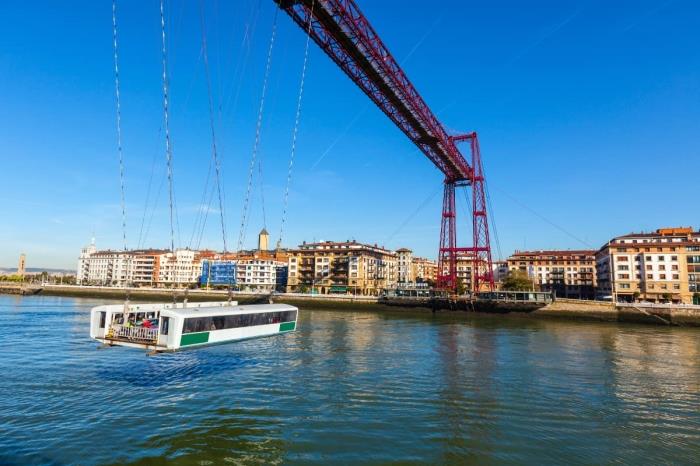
xmin=0 ymin=282 xmax=42 ymax=295
xmin=6 ymin=284 xmax=700 ymax=326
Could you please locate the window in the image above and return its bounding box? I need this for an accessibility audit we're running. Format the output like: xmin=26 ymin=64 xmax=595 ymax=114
xmin=646 ymin=256 xmax=652 ymax=261
xmin=618 ymin=265 xmax=629 ymax=271
xmin=673 ymin=274 xmax=679 ymax=280
xmin=161 ymin=317 xmax=170 ymax=335
xmin=618 ymin=256 xmax=629 ymax=261
xmin=647 ymin=274 xmax=653 ymax=279
xmin=661 ymin=284 xmax=668 ymax=290
xmin=671 ymin=256 xmax=678 ymax=261
xmin=99 ymin=312 xmax=106 ymax=329
xmin=182 ymin=311 xmax=297 ymax=334
xmin=659 ymin=265 xmax=666 ymax=271
xmin=619 ymin=283 xmax=631 ymax=289
xmin=658 ymin=256 xmax=665 ymax=261
xmin=646 ymin=265 xmax=652 ymax=271
xmin=672 ymin=265 xmax=679 ymax=271
xmin=673 ymin=284 xmax=680 ymax=290
xmin=619 ymin=274 xmax=630 ymax=279
xmin=660 ymin=274 xmax=666 ymax=280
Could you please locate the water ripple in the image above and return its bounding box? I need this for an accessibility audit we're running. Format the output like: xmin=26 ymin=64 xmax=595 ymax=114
xmin=1 ymin=296 xmax=700 ymax=464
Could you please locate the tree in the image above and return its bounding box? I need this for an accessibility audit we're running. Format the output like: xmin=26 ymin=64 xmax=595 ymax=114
xmin=455 ymin=280 xmax=467 ymax=296
xmin=662 ymin=292 xmax=673 ymax=302
xmin=633 ymin=290 xmax=641 ymax=302
xmin=501 ymin=270 xmax=535 ymax=291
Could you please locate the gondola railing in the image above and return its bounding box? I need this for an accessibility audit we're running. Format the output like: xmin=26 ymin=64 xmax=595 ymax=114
xmin=107 ymin=324 xmax=159 ymax=342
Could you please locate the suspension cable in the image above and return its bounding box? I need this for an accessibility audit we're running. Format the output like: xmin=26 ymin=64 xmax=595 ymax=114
xmin=112 ymin=0 xmax=127 ymax=252
xmin=238 ymin=9 xmax=278 ymax=252
xmin=484 ymin=179 xmax=503 ymax=261
xmin=160 ymin=0 xmax=176 ymax=254
xmin=199 ymin=0 xmax=228 ymax=254
xmin=278 ymin=0 xmax=315 ymax=249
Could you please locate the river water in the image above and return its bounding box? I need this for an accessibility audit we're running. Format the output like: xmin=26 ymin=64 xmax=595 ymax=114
xmin=1 ymin=295 xmax=699 ymax=465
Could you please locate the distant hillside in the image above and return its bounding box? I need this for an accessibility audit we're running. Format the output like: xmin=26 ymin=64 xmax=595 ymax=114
xmin=0 ymin=267 xmax=74 ymax=275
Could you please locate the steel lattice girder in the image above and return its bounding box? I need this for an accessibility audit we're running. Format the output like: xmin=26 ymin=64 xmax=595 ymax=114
xmin=275 ymin=0 xmax=473 ymax=182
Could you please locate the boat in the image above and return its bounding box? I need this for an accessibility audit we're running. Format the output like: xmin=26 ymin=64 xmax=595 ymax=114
xmin=89 ymin=301 xmax=298 ymax=352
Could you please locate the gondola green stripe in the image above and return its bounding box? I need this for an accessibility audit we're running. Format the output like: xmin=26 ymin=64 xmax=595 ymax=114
xmin=279 ymin=321 xmax=296 ymax=332
xmin=180 ymin=332 xmax=209 ymax=346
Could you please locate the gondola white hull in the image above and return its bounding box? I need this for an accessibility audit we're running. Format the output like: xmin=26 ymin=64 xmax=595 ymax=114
xmin=90 ymin=301 xmax=298 ymax=352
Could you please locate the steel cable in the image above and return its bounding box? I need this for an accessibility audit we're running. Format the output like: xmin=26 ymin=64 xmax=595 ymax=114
xmin=238 ymin=9 xmax=278 ymax=252
xmin=111 ymin=0 xmax=128 ymax=252
xmin=278 ymin=0 xmax=316 ymax=249
xmin=160 ymin=0 xmax=176 ymax=254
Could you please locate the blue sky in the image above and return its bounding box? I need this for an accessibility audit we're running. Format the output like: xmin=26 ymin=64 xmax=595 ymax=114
xmin=1 ymin=0 xmax=698 ymax=269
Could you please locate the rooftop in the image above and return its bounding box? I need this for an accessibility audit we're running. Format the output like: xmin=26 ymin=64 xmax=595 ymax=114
xmin=510 ymin=250 xmax=596 ymax=257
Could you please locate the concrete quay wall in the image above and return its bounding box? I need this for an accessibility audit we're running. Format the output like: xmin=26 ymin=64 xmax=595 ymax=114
xmin=5 ymin=285 xmax=700 ymax=326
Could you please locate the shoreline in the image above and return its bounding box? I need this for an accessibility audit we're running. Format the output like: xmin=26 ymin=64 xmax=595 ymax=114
xmin=3 ymin=284 xmax=700 ymax=327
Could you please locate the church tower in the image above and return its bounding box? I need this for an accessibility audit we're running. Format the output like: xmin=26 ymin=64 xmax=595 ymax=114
xmin=258 ymin=228 xmax=269 ymax=251
xmin=17 ymin=253 xmax=26 ymax=277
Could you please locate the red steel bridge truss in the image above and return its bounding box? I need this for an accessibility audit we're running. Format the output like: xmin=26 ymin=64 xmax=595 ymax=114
xmin=275 ymin=0 xmax=494 ymax=292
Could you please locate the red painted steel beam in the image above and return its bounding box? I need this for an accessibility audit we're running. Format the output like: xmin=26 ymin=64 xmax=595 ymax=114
xmin=274 ymin=0 xmax=472 ymax=182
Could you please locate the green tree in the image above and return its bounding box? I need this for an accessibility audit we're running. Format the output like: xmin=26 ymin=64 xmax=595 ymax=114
xmin=662 ymin=292 xmax=673 ymax=302
xmin=501 ymin=270 xmax=535 ymax=291
xmin=455 ymin=280 xmax=467 ymax=296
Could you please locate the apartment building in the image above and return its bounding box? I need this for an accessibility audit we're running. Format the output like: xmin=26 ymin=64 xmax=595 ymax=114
xmin=411 ymin=256 xmax=437 ymax=284
xmin=596 ymin=227 xmax=700 ymax=304
xmin=77 ymin=241 xmax=200 ymax=287
xmin=286 ymin=240 xmax=397 ymax=295
xmin=155 ymin=249 xmax=206 ymax=286
xmin=492 ymin=261 xmax=509 ymax=284
xmin=200 ymin=260 xmax=237 ymax=287
xmin=507 ymin=250 xmax=597 ymax=299
xmin=237 ymin=259 xmax=287 ymax=292
xmin=396 ymin=248 xmax=414 ymax=284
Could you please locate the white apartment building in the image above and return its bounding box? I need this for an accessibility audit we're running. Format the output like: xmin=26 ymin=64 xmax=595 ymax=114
xmin=156 ymin=249 xmax=202 ymax=286
xmin=236 ymin=259 xmax=286 ymax=291
xmin=396 ymin=248 xmax=414 ymax=284
xmin=77 ymin=247 xmax=132 ymax=286
xmin=77 ymin=242 xmax=202 ymax=287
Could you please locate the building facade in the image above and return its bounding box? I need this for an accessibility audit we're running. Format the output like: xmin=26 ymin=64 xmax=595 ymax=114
xmin=236 ymin=258 xmax=287 ymax=292
xmin=77 ymin=250 xmax=134 ymax=286
xmin=396 ymin=248 xmax=414 ymax=284
xmin=286 ymin=240 xmax=398 ymax=295
xmin=200 ymin=260 xmax=237 ymax=287
xmin=411 ymin=256 xmax=437 ymax=284
xmin=596 ymin=227 xmax=700 ymax=304
xmin=507 ymin=250 xmax=597 ymax=299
